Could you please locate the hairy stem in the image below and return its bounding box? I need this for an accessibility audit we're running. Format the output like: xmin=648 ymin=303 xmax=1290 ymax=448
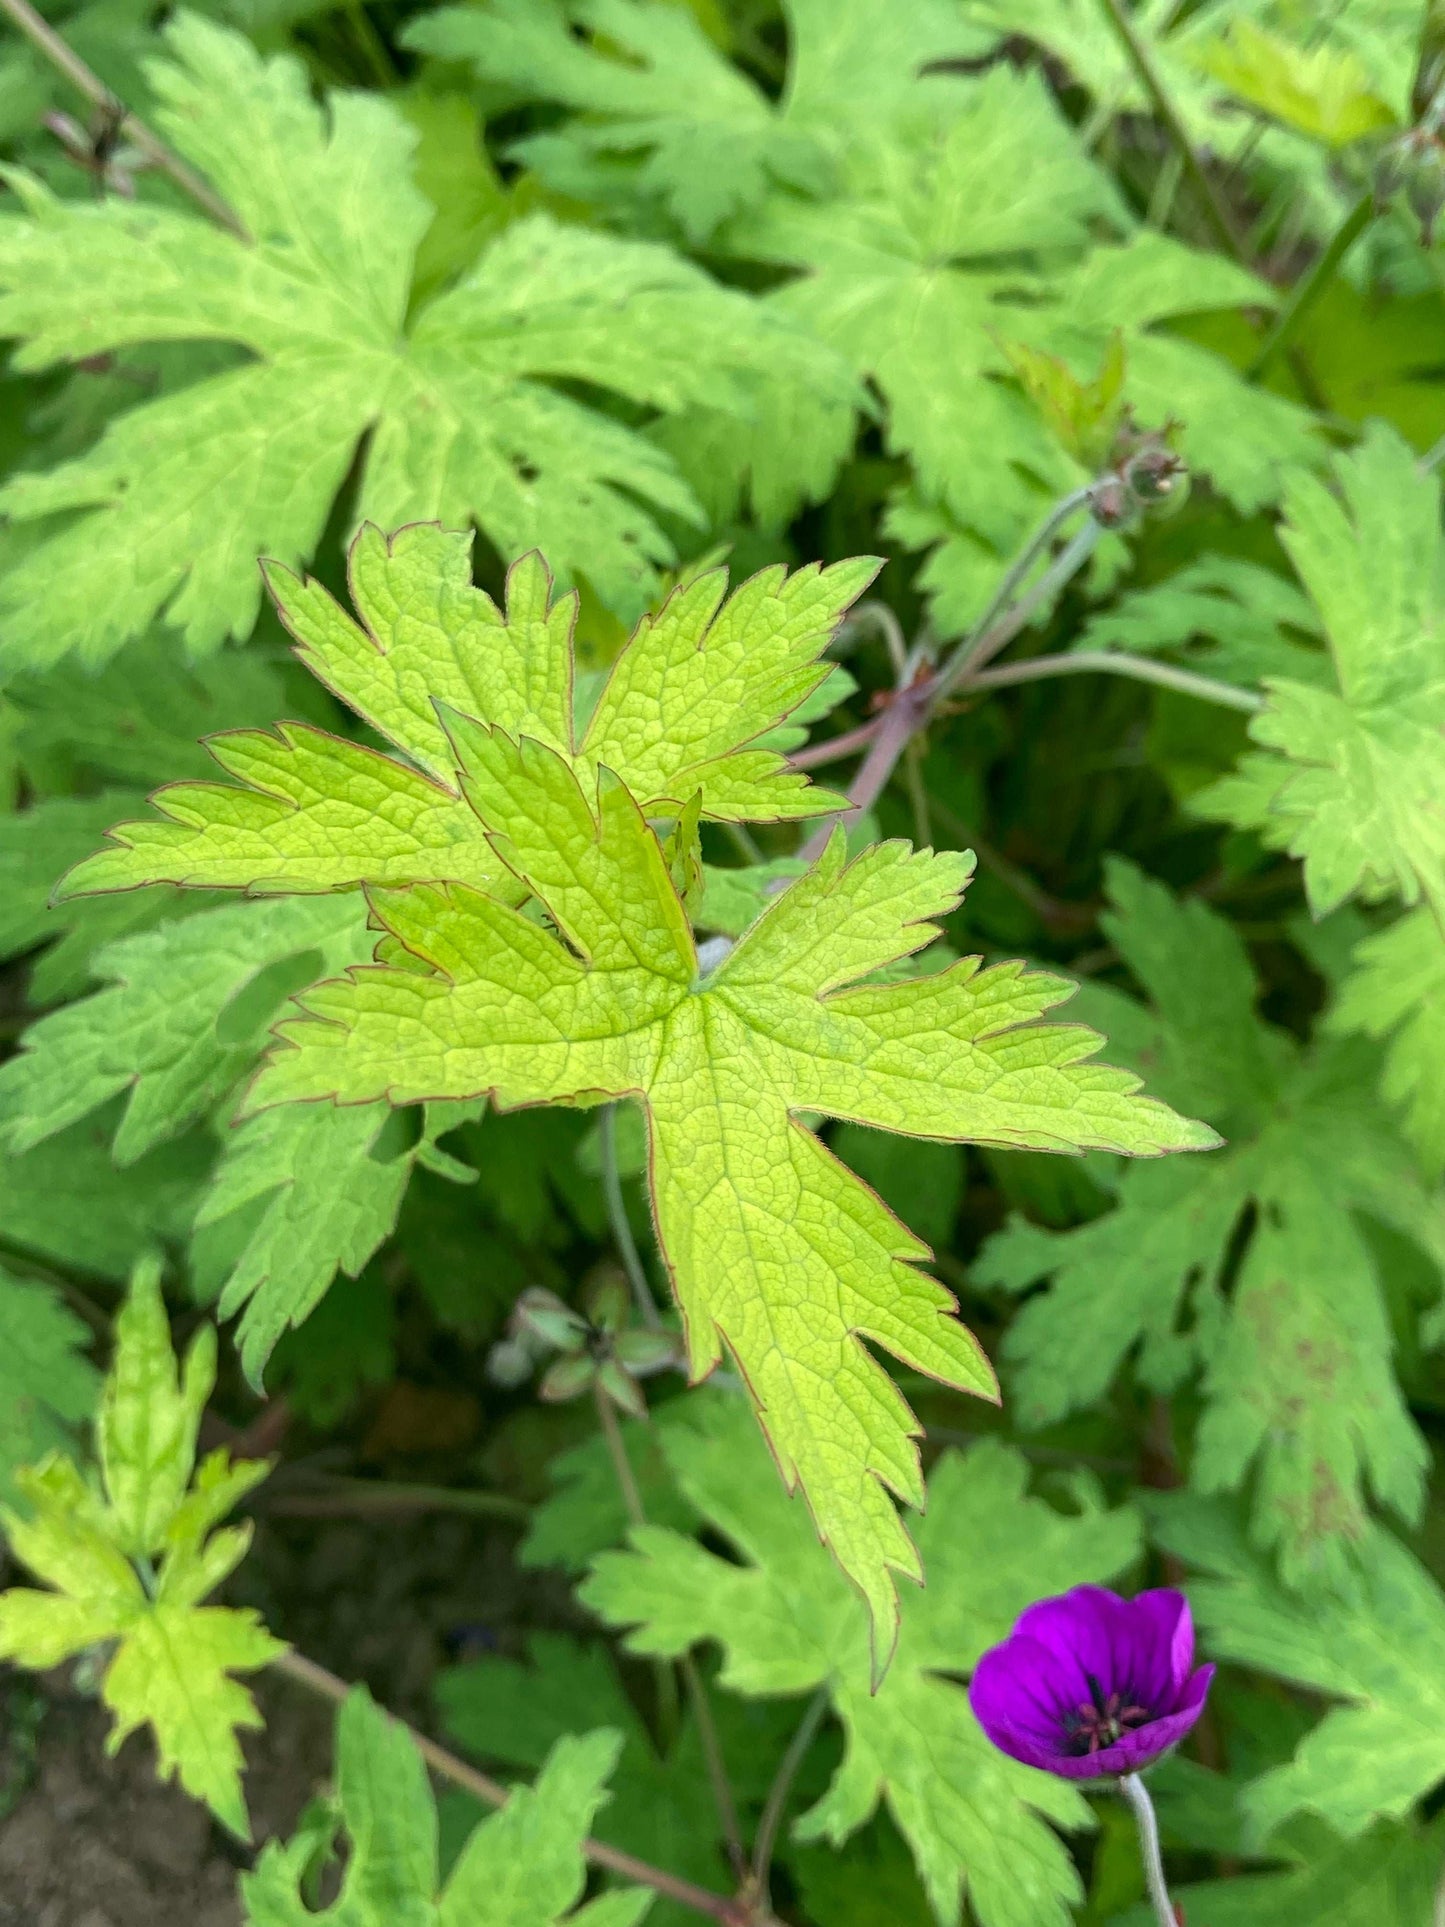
xmin=902 ymin=738 xmax=934 ymax=848
xmin=0 ymin=0 xmax=247 ymax=235
xmin=1120 ymin=1773 xmax=1179 ymax=1927
xmin=592 ymin=1380 xmax=746 ymax=1873
xmin=601 ymin=1102 xmax=661 ymax=1328
xmin=844 ymin=600 xmax=908 ymax=678
xmin=964 ymin=650 xmax=1264 ymax=712
xmin=750 ymin=1687 xmax=829 ymax=1904
xmin=272 ymin=1649 xmax=750 ymax=1925
xmin=723 ymin=821 xmax=765 ymax=865
xmin=1096 ymin=0 xmax=1248 ymax=265
xmin=937 ymin=485 xmax=1099 ymax=693
xmin=793 ymin=496 xmax=1105 ymax=865
xmin=939 ymin=521 xmax=1103 ymax=701
xmin=788 ymin=715 xmax=884 ymax=770
xmin=793 ymin=684 xmax=930 ymax=864
xmin=1248 ymin=190 xmax=1375 ymax=379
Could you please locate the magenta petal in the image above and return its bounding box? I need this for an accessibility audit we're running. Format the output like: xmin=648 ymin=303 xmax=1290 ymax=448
xmin=969 ymin=1583 xmax=1214 ymax=1784
xmin=1128 ymin=1588 xmax=1197 ymax=1702
xmin=969 ymin=1640 xmax=1073 ymax=1757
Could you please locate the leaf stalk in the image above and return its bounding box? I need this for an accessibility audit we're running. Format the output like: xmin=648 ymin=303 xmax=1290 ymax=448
xmin=591 ymin=1380 xmax=747 ymax=1878
xmin=749 ymin=1687 xmax=828 ymax=1905
xmin=601 ymin=1102 xmax=661 ymax=1329
xmin=272 ymin=1648 xmax=752 ymax=1925
xmin=0 ymin=0 xmax=247 ymax=236
xmin=1095 ymin=0 xmax=1249 ymax=265
xmin=1247 ymin=190 xmax=1376 ymax=379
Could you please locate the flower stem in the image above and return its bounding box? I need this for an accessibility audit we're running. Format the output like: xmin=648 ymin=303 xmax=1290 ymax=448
xmin=750 ymin=1687 xmax=828 ymax=1904
xmin=1095 ymin=0 xmax=1248 ymax=266
xmin=963 ymin=650 xmax=1264 ymax=713
xmin=1120 ymin=1774 xmax=1179 ymax=1927
xmin=591 ymin=1380 xmax=746 ymax=1876
xmin=935 ymin=485 xmax=1099 ymax=694
xmin=601 ymin=1102 xmax=660 ymax=1328
xmin=0 ymin=0 xmax=247 ymax=236
xmin=272 ymin=1648 xmax=750 ymax=1925
xmin=1247 ymin=189 xmax=1375 ymax=380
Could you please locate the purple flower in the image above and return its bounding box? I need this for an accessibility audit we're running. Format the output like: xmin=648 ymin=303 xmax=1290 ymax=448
xmin=969 ymin=1584 xmax=1214 ymax=1781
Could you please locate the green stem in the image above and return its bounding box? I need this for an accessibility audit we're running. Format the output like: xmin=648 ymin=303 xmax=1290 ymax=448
xmin=936 ymin=485 xmax=1098 ymax=694
xmin=594 ymin=1376 xmax=648 ymax=1526
xmin=0 ymin=0 xmax=246 ymax=235
xmin=1248 ymin=190 xmax=1375 ymax=379
xmin=1120 ymin=1774 xmax=1178 ymax=1927
xmin=601 ymin=1102 xmax=660 ymax=1328
xmin=750 ymin=1687 xmax=828 ymax=1904
xmin=722 ymin=821 xmax=764 ymax=864
xmin=272 ymin=1649 xmax=750 ymax=1926
xmin=259 ymin=1476 xmax=529 ymax=1523
xmin=343 ymin=0 xmax=397 ymax=87
xmin=592 ymin=1382 xmax=746 ymax=1875
xmin=794 ymin=493 xmax=1104 ymax=869
xmin=1096 ymin=0 xmax=1249 ymax=265
xmin=964 ymin=649 xmax=1264 ymax=713
xmin=902 ymin=738 xmax=934 ymax=848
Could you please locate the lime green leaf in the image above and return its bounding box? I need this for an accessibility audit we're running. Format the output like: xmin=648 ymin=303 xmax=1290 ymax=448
xmin=196 ymin=1100 xmax=468 ymax=1381
xmin=0 ymin=793 xmax=203 ymax=1006
xmin=242 ymin=1686 xmax=649 ymax=1927
xmin=1194 ymin=426 xmax=1445 ymax=918
xmin=979 ymin=862 xmax=1442 ymax=1586
xmin=1115 ymin=1816 xmax=1445 ymax=1926
xmin=438 ymin=1631 xmax=753 ymax=1925
xmin=99 ymin=1258 xmax=215 ymax=1558
xmin=583 ymin=1393 xmax=1139 ymax=1927
xmin=0 ymin=896 xmax=369 ymax=1162
xmin=0 ymin=1265 xmax=280 ymax=1834
xmin=0 ymin=14 xmax=848 ymax=668
xmin=244 ymin=739 xmax=1205 ymax=1638
xmin=407 ymin=0 xmax=987 ymax=241
xmin=1330 ymin=907 xmax=1445 ymax=1178
xmin=1152 ymin=1493 xmax=1445 ymax=1840
xmin=64 ymin=537 xmax=869 ymax=901
xmin=0 ymin=1267 xmax=98 ymax=1505
xmin=1194 ymin=20 xmax=1399 ymax=147
xmin=734 ymin=68 xmax=1117 ymax=562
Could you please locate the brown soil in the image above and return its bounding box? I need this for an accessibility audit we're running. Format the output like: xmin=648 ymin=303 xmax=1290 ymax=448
xmin=0 ymin=1508 xmax=570 ymax=1926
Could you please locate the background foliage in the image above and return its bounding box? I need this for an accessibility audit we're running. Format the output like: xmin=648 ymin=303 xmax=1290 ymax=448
xmin=1 ymin=0 xmax=1444 ymax=1921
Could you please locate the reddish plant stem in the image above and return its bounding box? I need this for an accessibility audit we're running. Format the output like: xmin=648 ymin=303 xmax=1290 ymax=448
xmin=788 ymin=715 xmax=884 ymax=770
xmin=272 ymin=1649 xmax=752 ymax=1926
xmin=794 ymin=681 xmax=934 ymax=865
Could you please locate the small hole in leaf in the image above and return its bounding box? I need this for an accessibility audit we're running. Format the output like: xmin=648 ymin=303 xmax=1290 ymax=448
xmin=369 ymin=1106 xmax=425 ymax=1165
xmin=215 ymin=949 xmax=324 ymax=1047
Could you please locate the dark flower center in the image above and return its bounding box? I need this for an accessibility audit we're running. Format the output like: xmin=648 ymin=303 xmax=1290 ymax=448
xmin=1061 ymin=1671 xmax=1154 ymax=1755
